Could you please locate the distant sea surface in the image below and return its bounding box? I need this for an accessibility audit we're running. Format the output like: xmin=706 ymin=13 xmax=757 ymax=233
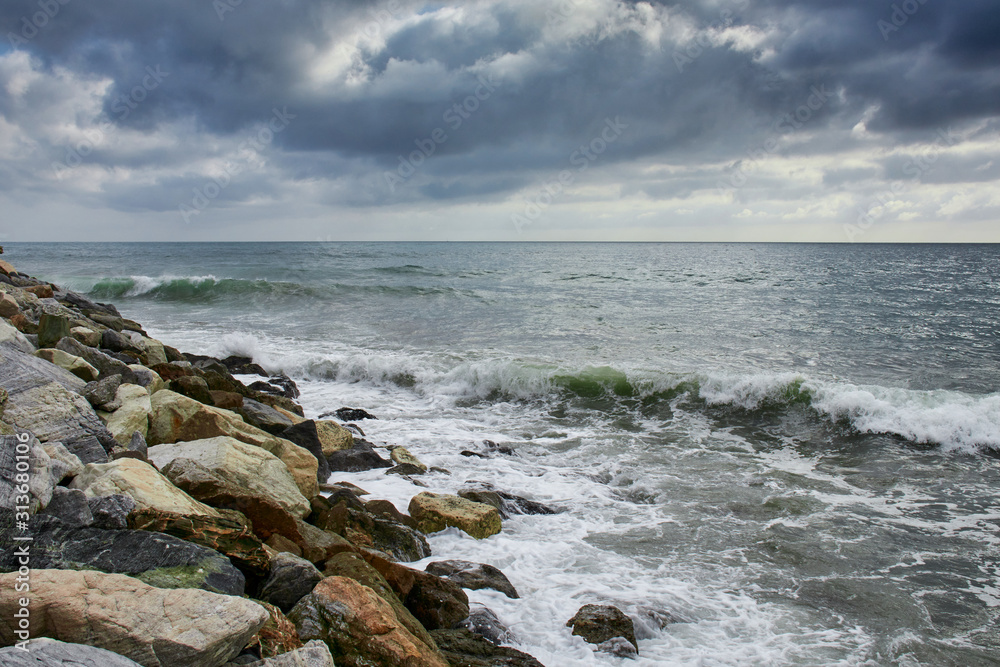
xmin=13 ymin=242 xmax=1000 ymax=665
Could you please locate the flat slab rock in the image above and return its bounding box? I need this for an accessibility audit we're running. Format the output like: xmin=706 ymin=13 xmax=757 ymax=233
xmin=0 ymin=569 xmax=268 ymax=667
xmin=0 ymin=638 xmax=143 ymax=666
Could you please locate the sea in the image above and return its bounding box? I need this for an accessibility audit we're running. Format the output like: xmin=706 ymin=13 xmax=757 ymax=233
xmin=10 ymin=242 xmax=1000 ymax=666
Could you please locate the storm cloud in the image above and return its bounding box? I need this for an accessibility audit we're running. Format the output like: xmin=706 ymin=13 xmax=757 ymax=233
xmin=1 ymin=0 xmax=998 ymax=241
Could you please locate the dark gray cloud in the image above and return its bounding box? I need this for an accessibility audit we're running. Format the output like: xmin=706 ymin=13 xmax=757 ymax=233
xmin=0 ymin=0 xmax=998 ymax=240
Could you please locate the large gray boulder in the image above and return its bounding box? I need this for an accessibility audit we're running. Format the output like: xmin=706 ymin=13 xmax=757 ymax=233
xmin=0 ymin=569 xmax=268 ymax=667
xmin=0 ymin=431 xmax=54 ymax=514
xmin=0 ymin=512 xmax=246 ymax=596
xmin=0 ymin=344 xmax=114 ymax=463
xmin=258 ymin=552 xmax=324 ymax=613
xmin=0 ymin=638 xmax=143 ymax=666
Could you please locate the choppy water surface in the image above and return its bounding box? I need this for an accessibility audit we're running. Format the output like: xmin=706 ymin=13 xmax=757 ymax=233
xmin=13 ymin=242 xmax=1000 ymax=665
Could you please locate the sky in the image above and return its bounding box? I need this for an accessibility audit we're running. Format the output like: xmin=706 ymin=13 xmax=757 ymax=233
xmin=1 ymin=0 xmax=999 ymax=242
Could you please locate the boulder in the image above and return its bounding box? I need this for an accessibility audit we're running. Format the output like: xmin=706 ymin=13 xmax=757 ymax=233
xmin=0 ymin=317 xmax=35 ymax=353
xmin=314 ymin=420 xmax=352 ymax=455
xmin=126 ymin=365 xmax=163 ymax=392
xmin=25 ymin=284 xmax=55 ymax=299
xmin=33 ymin=348 xmax=99 ymax=382
xmin=39 ymin=486 xmax=94 ymax=527
xmin=128 ymin=507 xmax=270 ymax=578
xmin=408 ymin=492 xmax=502 ymax=540
xmin=0 ymin=431 xmax=54 ymax=514
xmin=288 ymin=576 xmax=448 ymax=667
xmin=88 ymin=494 xmax=136 ymax=530
xmin=387 ymin=463 xmax=427 ymax=476
xmin=0 ymin=513 xmax=245 ymax=596
xmin=83 ymin=375 xmax=124 ymax=409
xmin=266 ymin=534 xmax=302 ymax=556
xmin=42 ymin=441 xmax=84 ymax=484
xmin=70 ymin=458 xmax=222 ymax=519
xmin=429 ymin=629 xmax=545 ymax=667
xmin=126 ymin=430 xmax=148 ymax=458
xmin=456 ymin=604 xmax=515 ymax=646
xmin=37 ymin=313 xmax=70 ymax=348
xmin=56 ymin=336 xmax=137 ymax=383
xmin=390 ymin=446 xmax=427 ymax=472
xmin=360 ymin=552 xmax=470 ymax=632
xmin=0 ymin=293 xmax=18 ymax=318
xmin=147 ymin=390 xmax=318 ymax=499
xmin=0 ymin=344 xmax=114 ymax=463
xmin=0 ymin=638 xmax=144 ymax=666
xmin=141 ymin=337 xmax=168 ymax=366
xmin=71 ymin=326 xmax=102 ymax=347
xmin=326 ymin=439 xmax=391 ymax=473
xmin=332 ymin=407 xmax=377 ymax=421
xmin=0 ymin=569 xmax=268 ymax=666
xmin=101 ymin=329 xmax=143 ymax=357
xmin=276 ymin=420 xmax=330 ymax=484
xmin=425 ymin=561 xmax=519 ymax=599
xmin=458 ymin=486 xmax=557 ymax=519
xmin=221 ymin=355 xmax=268 ymax=376
xmin=321 ymin=552 xmax=438 ymax=650
xmin=210 ymin=390 xmax=244 ymax=410
xmin=86 ymin=312 xmax=124 ymax=331
xmin=241 ymin=398 xmax=294 ymax=434
xmin=241 ymin=640 xmax=334 ymax=667
xmin=166 ymin=376 xmax=214 ymax=405
xmin=148 ymin=437 xmax=310 ymax=518
xmin=105 ymin=384 xmax=151 ymax=446
xmin=565 ymin=604 xmax=638 ymax=653
xmin=314 ymin=497 xmax=430 ymax=563
xmin=259 ymin=552 xmax=324 ymax=613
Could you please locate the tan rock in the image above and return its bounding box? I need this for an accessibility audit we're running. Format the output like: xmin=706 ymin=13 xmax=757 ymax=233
xmin=43 ymin=441 xmax=84 ymax=484
xmin=315 ymin=420 xmax=353 ymax=455
xmin=70 ymin=458 xmax=221 ymax=518
xmin=70 ymin=325 xmax=102 ymax=347
xmin=288 ymin=576 xmax=448 ymax=667
xmin=105 ymin=383 xmax=151 ymax=446
xmin=147 ymin=436 xmax=310 ymax=518
xmin=274 ymin=406 xmax=306 ymax=425
xmin=408 ymin=492 xmax=502 ymax=540
xmin=147 ymin=390 xmax=317 ymax=498
xmin=390 ymin=446 xmax=427 ymax=472
xmin=33 ymin=348 xmax=100 ymax=382
xmin=0 ymin=569 xmax=268 ymax=667
xmin=0 ymin=259 xmax=15 ymax=275
xmin=142 ymin=336 xmax=168 ymax=366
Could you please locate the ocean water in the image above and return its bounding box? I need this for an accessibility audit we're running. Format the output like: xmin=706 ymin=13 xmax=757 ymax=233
xmin=11 ymin=242 xmax=1000 ymax=666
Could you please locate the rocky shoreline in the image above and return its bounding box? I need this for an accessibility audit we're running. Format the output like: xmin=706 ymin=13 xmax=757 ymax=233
xmin=0 ymin=258 xmax=643 ymax=666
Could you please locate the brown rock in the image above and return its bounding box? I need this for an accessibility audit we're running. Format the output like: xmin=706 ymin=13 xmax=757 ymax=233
xmin=360 ymin=552 xmax=470 ymax=631
xmin=250 ymin=600 xmax=305 ymax=659
xmin=0 ymin=569 xmax=269 ymax=667
xmin=24 ymin=284 xmax=55 ymax=299
xmin=210 ymin=390 xmax=244 ymax=409
xmin=266 ymin=534 xmax=303 ymax=556
xmin=0 ymin=293 xmax=18 ymax=318
xmin=288 ymin=576 xmax=448 ymax=667
xmin=127 ymin=506 xmax=270 ymax=578
xmin=9 ymin=313 xmax=37 ymax=334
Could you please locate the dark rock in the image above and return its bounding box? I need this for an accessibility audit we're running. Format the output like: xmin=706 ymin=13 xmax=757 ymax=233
xmin=59 ymin=291 xmax=118 ymax=317
xmin=163 ymin=344 xmax=186 ymax=362
xmin=242 ymin=398 xmax=295 ymax=435
xmin=259 ymin=552 xmax=324 ymax=613
xmin=326 ymin=439 xmax=392 ymax=472
xmin=166 ymin=375 xmax=214 ymax=405
xmin=39 ymin=487 xmax=94 ymax=527
xmin=456 ymin=604 xmax=515 ymax=646
xmin=222 ymin=355 xmax=269 ymax=376
xmin=565 ymin=604 xmax=637 ymax=653
xmin=87 ymin=494 xmax=137 ymax=530
xmin=149 ymin=361 xmax=199 ymax=381
xmin=364 ymin=498 xmax=419 ymax=529
xmin=316 ymin=498 xmax=430 ymax=563
xmin=426 ymin=560 xmax=519 ymax=599
xmin=127 ymin=430 xmax=148 ymax=459
xmin=127 ymin=506 xmax=270 ymax=578
xmin=250 ymin=376 xmax=299 ymax=400
xmin=56 ymin=337 xmax=138 ymax=384
xmin=343 ymin=423 xmax=365 ymax=437
xmin=0 ymin=513 xmax=246 ymax=596
xmin=83 ymin=375 xmax=123 ymax=409
xmin=320 ymin=552 xmax=437 ymax=650
xmin=120 ymin=319 xmax=147 ymax=335
xmin=279 ymin=420 xmax=330 ymax=484
xmin=85 ymin=311 xmax=124 ymax=331
xmin=461 ymin=450 xmax=488 ymax=459
xmin=459 ymin=485 xmax=558 ymax=520
xmin=0 ymin=638 xmax=145 ymax=666
xmin=387 ymin=462 xmax=427 ymax=476
xmin=333 ymin=407 xmax=378 ymax=421
xmin=101 ymin=328 xmax=141 ymax=355
xmin=184 ymin=353 xmax=231 ymax=377
xmin=597 ymin=637 xmax=638 ymax=659
xmin=360 ymin=551 xmax=470 ymax=632
xmin=38 ymin=313 xmax=71 ymax=348
xmin=430 ymin=628 xmax=546 ymax=667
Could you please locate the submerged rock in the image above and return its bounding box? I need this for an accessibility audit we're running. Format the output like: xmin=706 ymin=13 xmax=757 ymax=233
xmin=326 ymin=438 xmax=392 ymax=472
xmin=332 ymin=407 xmax=378 ymax=421
xmin=430 ymin=628 xmax=545 ymax=667
xmin=0 ymin=569 xmax=268 ymax=667
xmin=426 ymin=560 xmax=519 ymax=599
xmin=455 ymin=603 xmax=516 ymax=646
xmin=565 ymin=604 xmax=638 ymax=653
